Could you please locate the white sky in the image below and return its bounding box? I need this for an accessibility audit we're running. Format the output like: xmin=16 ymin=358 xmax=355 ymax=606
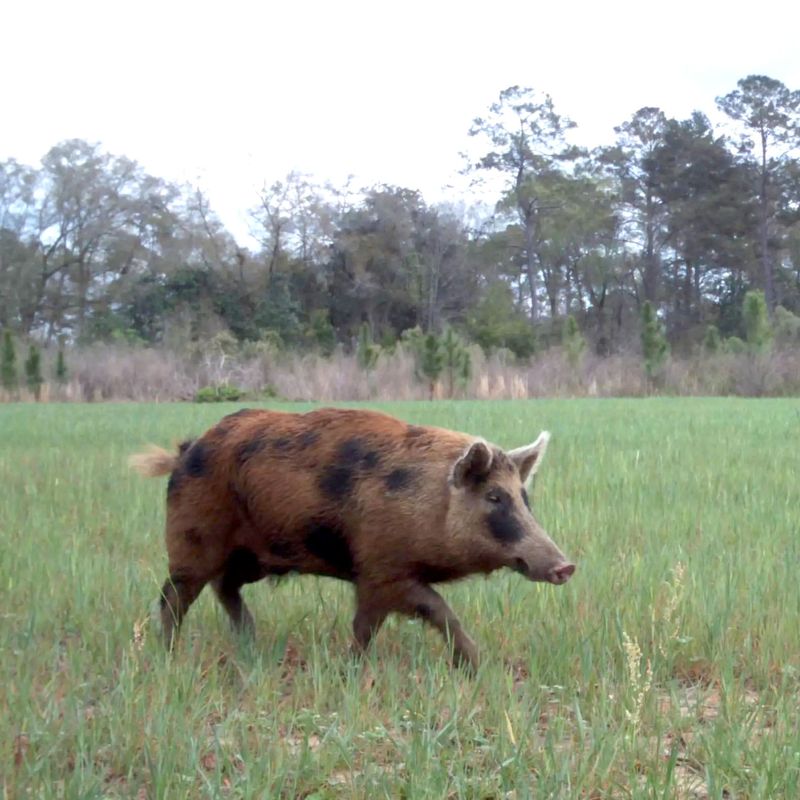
xmin=2 ymin=0 xmax=799 ymax=243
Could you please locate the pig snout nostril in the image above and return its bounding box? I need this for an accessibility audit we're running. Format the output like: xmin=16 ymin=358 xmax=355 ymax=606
xmin=548 ymin=563 xmax=576 ymax=584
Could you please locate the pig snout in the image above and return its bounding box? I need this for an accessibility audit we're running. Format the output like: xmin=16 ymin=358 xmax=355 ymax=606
xmin=513 ymin=558 xmax=576 ymax=584
xmin=546 ymin=562 xmax=576 ymax=585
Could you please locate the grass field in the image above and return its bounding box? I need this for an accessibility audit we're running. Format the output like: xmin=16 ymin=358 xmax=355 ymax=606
xmin=2 ymin=399 xmax=799 ymax=798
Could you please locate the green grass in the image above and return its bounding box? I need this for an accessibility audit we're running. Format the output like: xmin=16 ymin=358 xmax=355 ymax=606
xmin=2 ymin=399 xmax=799 ymax=798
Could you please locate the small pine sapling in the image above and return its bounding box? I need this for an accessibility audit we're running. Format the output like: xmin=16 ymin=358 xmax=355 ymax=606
xmin=420 ymin=333 xmax=444 ymax=400
xmin=1 ymin=331 xmax=17 ymax=393
xmin=562 ymin=315 xmax=586 ymax=370
xmin=356 ymin=322 xmax=380 ymax=372
xmin=24 ymin=344 xmax=43 ymax=401
xmin=641 ymin=301 xmax=669 ymax=383
xmin=55 ymin=348 xmax=68 ymax=383
xmin=743 ymin=290 xmax=772 ymax=353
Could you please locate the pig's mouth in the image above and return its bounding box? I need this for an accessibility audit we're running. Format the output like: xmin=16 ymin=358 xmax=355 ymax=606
xmin=513 ymin=558 xmax=576 ymax=585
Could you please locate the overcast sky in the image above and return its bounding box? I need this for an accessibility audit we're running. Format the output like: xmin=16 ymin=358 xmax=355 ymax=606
xmin=3 ymin=0 xmax=799 ymax=243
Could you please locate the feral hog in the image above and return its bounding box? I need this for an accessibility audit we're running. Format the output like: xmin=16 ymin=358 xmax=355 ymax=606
xmin=130 ymin=407 xmax=575 ymax=669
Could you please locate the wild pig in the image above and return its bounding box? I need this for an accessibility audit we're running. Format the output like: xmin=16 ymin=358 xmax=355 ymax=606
xmin=130 ymin=407 xmax=575 ymax=669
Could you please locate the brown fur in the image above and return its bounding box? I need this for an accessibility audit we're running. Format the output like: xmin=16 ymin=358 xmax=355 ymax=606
xmin=132 ymin=406 xmax=574 ymax=669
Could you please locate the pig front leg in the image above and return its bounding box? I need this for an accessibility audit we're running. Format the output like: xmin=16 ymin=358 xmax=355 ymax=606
xmin=352 ymin=601 xmax=389 ymax=652
xmin=406 ymin=583 xmax=479 ymax=671
xmin=353 ymin=578 xmax=478 ymax=671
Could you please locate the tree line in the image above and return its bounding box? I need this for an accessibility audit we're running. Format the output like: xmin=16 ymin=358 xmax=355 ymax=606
xmin=1 ymin=74 xmax=799 ymax=361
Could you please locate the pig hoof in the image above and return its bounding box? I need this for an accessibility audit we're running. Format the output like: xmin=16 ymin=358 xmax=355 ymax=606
xmin=453 ymin=645 xmax=479 ymax=674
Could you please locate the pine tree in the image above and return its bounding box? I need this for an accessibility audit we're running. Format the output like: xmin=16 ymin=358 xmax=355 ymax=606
xmin=440 ymin=328 xmax=471 ymax=398
xmin=356 ymin=322 xmax=379 ymax=372
xmin=25 ymin=345 xmax=44 ymax=401
xmin=743 ymin=290 xmax=772 ymax=353
xmin=562 ymin=315 xmax=586 ymax=370
xmin=458 ymin=346 xmax=472 ymax=390
xmin=703 ymin=325 xmax=721 ymax=354
xmin=55 ymin=348 xmax=68 ymax=383
xmin=307 ymin=310 xmax=336 ymax=357
xmin=1 ymin=331 xmax=17 ymax=393
xmin=420 ymin=334 xmax=444 ymax=399
xmin=641 ymin=302 xmax=669 ymax=383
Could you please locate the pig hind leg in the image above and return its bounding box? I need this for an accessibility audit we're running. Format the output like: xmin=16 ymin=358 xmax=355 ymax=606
xmin=159 ymin=573 xmax=207 ymax=648
xmin=210 ymin=547 xmax=261 ymax=636
xmin=211 ymin=577 xmax=255 ymax=635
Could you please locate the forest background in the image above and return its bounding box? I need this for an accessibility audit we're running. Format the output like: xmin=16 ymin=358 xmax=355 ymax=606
xmin=2 ymin=76 xmax=800 ymax=401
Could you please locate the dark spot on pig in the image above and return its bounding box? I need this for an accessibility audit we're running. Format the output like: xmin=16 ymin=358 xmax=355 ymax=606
xmin=236 ymin=436 xmax=267 ymax=465
xmin=406 ymin=425 xmax=426 ymax=439
xmin=338 ymin=438 xmax=379 ymax=470
xmin=268 ymin=540 xmax=296 ymax=559
xmin=184 ymin=442 xmax=210 ymax=478
xmin=297 ymin=430 xmax=320 ymax=449
xmin=305 ymin=520 xmax=355 ymax=578
xmin=521 ymin=488 xmax=530 ymax=509
xmin=223 ymin=408 xmax=256 ymax=421
xmin=318 ymin=465 xmax=355 ymax=500
xmin=184 ymin=528 xmax=202 ymax=546
xmin=267 ymin=565 xmax=292 ymax=577
xmin=338 ymin=438 xmax=365 ymax=462
xmin=362 ymin=450 xmax=380 ymax=470
xmin=415 ymin=603 xmax=432 ymax=619
xmin=320 ymin=439 xmax=380 ymax=498
xmin=487 ymin=489 xmax=525 ymax=544
xmin=177 ymin=439 xmax=195 ymax=455
xmin=414 ymin=563 xmax=465 ymax=584
xmin=336 ymin=438 xmax=381 ymax=471
xmin=272 ymin=437 xmax=292 ymax=452
xmin=167 ymin=469 xmax=183 ymax=498
xmin=385 ymin=467 xmax=413 ymax=492
xmin=220 ymin=547 xmax=265 ymax=592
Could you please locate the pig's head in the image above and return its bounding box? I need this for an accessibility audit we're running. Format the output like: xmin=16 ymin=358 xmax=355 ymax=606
xmin=447 ymin=432 xmax=575 ymax=585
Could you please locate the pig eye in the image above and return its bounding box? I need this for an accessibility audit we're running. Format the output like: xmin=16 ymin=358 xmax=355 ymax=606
xmin=486 ymin=492 xmax=502 ymax=504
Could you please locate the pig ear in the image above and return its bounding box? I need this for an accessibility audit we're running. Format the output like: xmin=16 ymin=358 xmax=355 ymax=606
xmin=451 ymin=440 xmax=493 ymax=488
xmin=508 ymin=431 xmax=550 ymax=484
